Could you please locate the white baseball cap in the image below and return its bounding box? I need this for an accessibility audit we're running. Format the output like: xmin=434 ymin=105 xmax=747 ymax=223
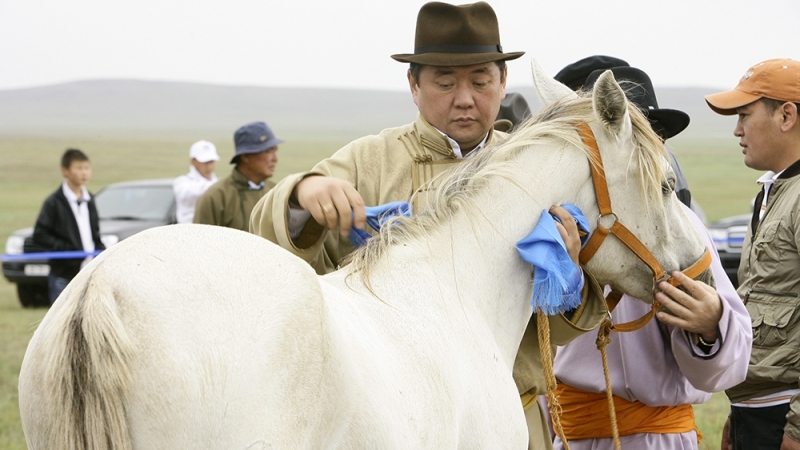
xmin=189 ymin=140 xmax=220 ymax=163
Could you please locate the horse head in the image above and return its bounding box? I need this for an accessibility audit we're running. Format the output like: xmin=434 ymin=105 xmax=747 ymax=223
xmin=531 ymin=58 xmax=712 ymax=302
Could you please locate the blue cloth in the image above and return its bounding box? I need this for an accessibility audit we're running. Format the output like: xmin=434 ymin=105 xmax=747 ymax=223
xmin=0 ymin=250 xmax=103 ymax=261
xmin=516 ymin=204 xmax=590 ymax=315
xmin=348 ymin=201 xmax=411 ymax=247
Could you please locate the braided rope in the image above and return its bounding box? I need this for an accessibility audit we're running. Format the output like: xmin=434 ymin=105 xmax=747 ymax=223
xmin=537 ymin=311 xmax=571 ymax=450
xmin=596 ymin=319 xmax=622 ymax=450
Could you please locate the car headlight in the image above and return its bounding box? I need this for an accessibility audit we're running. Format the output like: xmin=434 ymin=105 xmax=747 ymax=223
xmin=5 ymin=235 xmax=25 ymax=255
xmin=100 ymin=234 xmax=120 ymax=248
xmin=708 ymin=228 xmax=729 ymax=251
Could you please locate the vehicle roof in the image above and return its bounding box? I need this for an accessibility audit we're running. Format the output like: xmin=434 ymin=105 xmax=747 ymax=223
xmin=101 ymin=178 xmax=175 ymax=189
xmin=709 ymin=213 xmax=751 ymax=228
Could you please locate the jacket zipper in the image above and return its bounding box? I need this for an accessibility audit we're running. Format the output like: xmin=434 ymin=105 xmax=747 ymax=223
xmin=744 ymin=288 xmax=799 ymax=304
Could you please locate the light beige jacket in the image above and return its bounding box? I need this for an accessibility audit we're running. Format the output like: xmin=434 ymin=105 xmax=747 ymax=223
xmin=728 ymin=159 xmax=800 ymax=441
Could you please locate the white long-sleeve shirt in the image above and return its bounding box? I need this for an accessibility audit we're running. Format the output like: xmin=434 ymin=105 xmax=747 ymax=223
xmin=173 ymin=166 xmax=218 ymax=224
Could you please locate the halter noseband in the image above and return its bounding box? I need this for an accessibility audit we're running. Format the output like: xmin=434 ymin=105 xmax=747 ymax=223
xmin=574 ymin=122 xmax=712 ymax=328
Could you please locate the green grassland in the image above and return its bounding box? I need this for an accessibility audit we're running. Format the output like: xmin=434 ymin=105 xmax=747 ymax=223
xmin=0 ymin=133 xmax=751 ymax=449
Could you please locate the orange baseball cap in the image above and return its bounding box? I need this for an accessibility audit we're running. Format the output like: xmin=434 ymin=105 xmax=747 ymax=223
xmin=705 ymin=58 xmax=800 ymax=115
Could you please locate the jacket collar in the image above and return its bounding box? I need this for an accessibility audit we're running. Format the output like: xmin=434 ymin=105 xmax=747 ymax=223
xmin=777 ymin=158 xmax=800 ymax=180
xmin=231 ymin=166 xmax=268 ymax=190
xmin=415 ymin=114 xmax=495 ymax=158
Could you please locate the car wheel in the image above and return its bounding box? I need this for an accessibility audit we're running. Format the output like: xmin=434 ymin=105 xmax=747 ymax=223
xmin=17 ymin=283 xmax=50 ymax=308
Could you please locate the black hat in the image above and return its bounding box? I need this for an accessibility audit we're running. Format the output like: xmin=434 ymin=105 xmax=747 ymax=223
xmin=584 ymin=66 xmax=690 ymax=140
xmin=554 ymin=55 xmax=630 ymax=91
xmin=231 ymin=121 xmax=284 ymax=164
xmin=494 ymin=92 xmax=531 ymax=132
xmin=391 ymin=2 xmax=524 ymax=66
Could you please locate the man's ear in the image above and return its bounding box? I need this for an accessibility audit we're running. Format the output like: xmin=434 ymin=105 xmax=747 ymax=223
xmin=408 ymin=69 xmax=420 ymax=107
xmin=780 ymin=101 xmax=799 ymax=132
xmin=500 ymin=65 xmax=507 ymax=101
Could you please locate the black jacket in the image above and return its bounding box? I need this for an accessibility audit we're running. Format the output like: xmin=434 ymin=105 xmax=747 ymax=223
xmin=32 ymin=185 xmax=105 ymax=279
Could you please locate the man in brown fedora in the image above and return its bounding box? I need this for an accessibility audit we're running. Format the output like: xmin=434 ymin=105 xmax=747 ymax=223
xmin=250 ymin=3 xmax=608 ymax=447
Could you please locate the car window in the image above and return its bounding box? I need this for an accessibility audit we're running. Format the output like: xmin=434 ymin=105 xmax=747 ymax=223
xmin=96 ymin=185 xmax=174 ymax=221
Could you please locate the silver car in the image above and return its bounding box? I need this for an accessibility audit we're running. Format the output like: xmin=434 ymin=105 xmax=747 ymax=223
xmin=3 ymin=178 xmax=176 ymax=307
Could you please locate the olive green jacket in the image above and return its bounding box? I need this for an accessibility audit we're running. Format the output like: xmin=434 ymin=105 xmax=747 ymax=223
xmin=193 ymin=167 xmax=274 ymax=232
xmin=249 ymin=114 xmax=608 ymax=399
xmin=727 ymin=158 xmax=800 ymax=441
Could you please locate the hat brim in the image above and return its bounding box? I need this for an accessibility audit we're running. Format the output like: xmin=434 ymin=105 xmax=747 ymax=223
xmin=391 ymin=51 xmax=524 ymax=66
xmin=230 ymin=138 xmax=284 ymax=164
xmin=705 ymin=89 xmax=762 ymax=116
xmin=194 ymin=154 xmax=219 ymax=163
xmin=646 ymin=109 xmax=690 ymax=140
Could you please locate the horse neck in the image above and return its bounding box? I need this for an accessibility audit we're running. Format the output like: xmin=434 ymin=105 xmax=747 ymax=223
xmin=387 ymin=143 xmax=593 ymax=365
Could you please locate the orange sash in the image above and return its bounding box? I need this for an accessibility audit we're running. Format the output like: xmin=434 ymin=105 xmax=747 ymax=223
xmin=553 ymin=383 xmax=701 ymax=441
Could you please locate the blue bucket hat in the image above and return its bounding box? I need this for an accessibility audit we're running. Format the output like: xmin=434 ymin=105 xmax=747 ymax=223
xmin=231 ymin=121 xmax=284 ymax=164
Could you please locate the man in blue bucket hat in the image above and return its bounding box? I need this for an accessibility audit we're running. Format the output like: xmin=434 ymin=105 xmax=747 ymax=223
xmin=194 ymin=121 xmax=283 ymax=231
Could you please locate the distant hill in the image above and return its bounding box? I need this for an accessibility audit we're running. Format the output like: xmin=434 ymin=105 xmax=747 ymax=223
xmin=0 ymin=79 xmax=735 ymax=140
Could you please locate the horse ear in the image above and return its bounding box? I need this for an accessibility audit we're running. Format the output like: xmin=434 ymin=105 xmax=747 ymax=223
xmin=531 ymin=57 xmax=577 ymax=107
xmin=592 ymin=70 xmax=632 ymax=137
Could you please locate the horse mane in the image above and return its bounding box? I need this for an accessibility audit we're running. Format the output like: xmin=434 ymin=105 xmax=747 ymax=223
xmin=344 ymin=94 xmax=668 ymax=283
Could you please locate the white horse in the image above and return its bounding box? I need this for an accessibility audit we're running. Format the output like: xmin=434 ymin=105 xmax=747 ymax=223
xmin=18 ymin=61 xmax=710 ymax=449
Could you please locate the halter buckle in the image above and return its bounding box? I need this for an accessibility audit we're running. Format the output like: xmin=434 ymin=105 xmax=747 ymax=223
xmin=596 ymin=212 xmax=619 ymax=230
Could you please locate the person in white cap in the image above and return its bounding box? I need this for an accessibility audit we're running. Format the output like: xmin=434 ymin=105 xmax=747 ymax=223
xmin=195 ymin=121 xmax=282 ymax=231
xmin=173 ymin=140 xmax=219 ymax=224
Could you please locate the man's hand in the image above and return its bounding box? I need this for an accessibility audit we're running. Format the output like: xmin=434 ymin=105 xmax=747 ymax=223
xmin=293 ymin=176 xmax=366 ymax=236
xmin=782 ymin=433 xmax=800 ymax=450
xmin=549 ymin=205 xmax=581 ymax=266
xmin=655 ymin=271 xmax=722 ymax=342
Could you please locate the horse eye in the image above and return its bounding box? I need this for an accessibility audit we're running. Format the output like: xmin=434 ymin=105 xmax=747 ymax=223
xmin=662 ymin=178 xmax=676 ymax=195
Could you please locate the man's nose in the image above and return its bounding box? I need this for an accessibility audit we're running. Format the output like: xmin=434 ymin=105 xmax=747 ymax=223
xmin=453 ymin=83 xmax=475 ymax=108
xmin=734 ymin=120 xmax=744 ymax=137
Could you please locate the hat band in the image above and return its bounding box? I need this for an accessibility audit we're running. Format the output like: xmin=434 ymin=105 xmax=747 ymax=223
xmin=414 ymin=44 xmax=503 ymax=55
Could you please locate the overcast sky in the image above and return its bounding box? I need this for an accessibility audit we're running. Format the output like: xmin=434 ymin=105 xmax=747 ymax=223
xmin=1 ymin=0 xmax=797 ymax=92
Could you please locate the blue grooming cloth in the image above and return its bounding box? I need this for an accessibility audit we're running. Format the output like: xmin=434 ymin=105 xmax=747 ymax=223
xmin=516 ymin=204 xmax=590 ymax=315
xmin=349 ymin=201 xmax=411 ymax=247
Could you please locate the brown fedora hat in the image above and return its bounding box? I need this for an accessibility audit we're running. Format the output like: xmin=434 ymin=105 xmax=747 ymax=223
xmin=391 ymin=2 xmax=524 ymax=66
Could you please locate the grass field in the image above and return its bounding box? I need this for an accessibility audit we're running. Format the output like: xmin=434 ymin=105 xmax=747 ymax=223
xmin=0 ymin=133 xmax=751 ymax=448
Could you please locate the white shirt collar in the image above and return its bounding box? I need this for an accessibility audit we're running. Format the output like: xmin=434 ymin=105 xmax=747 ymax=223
xmin=62 ymin=181 xmax=90 ymax=203
xmin=756 ymin=170 xmax=785 ymax=220
xmin=248 ymin=180 xmax=265 ymax=190
xmin=756 ymin=171 xmax=781 ymax=186
xmin=434 ymin=128 xmax=490 ymax=159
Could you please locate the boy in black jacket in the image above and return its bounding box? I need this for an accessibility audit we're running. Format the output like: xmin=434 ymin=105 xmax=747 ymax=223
xmin=33 ymin=149 xmax=104 ymax=305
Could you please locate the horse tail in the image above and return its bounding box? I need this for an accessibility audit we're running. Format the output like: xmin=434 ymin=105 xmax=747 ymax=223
xmin=40 ymin=269 xmax=134 ymax=450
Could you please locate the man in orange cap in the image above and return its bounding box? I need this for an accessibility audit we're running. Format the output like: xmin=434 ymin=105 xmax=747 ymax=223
xmin=251 ymin=3 xmax=609 ymax=448
xmin=706 ymin=58 xmax=800 ymax=450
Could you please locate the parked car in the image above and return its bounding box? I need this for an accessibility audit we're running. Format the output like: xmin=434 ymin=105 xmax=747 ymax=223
xmin=3 ymin=179 xmax=177 ymax=307
xmin=708 ymin=213 xmax=750 ymax=288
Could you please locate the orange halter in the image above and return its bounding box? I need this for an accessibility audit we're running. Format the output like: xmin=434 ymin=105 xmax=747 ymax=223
xmin=575 ymin=122 xmax=712 ymax=329
xmin=542 ymin=123 xmax=713 ymax=450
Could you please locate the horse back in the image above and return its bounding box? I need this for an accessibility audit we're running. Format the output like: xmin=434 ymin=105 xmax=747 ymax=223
xmin=18 ymin=225 xmax=356 ymax=449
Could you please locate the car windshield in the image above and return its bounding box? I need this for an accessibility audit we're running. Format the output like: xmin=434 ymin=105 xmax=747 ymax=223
xmin=95 ymin=185 xmax=173 ymax=221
